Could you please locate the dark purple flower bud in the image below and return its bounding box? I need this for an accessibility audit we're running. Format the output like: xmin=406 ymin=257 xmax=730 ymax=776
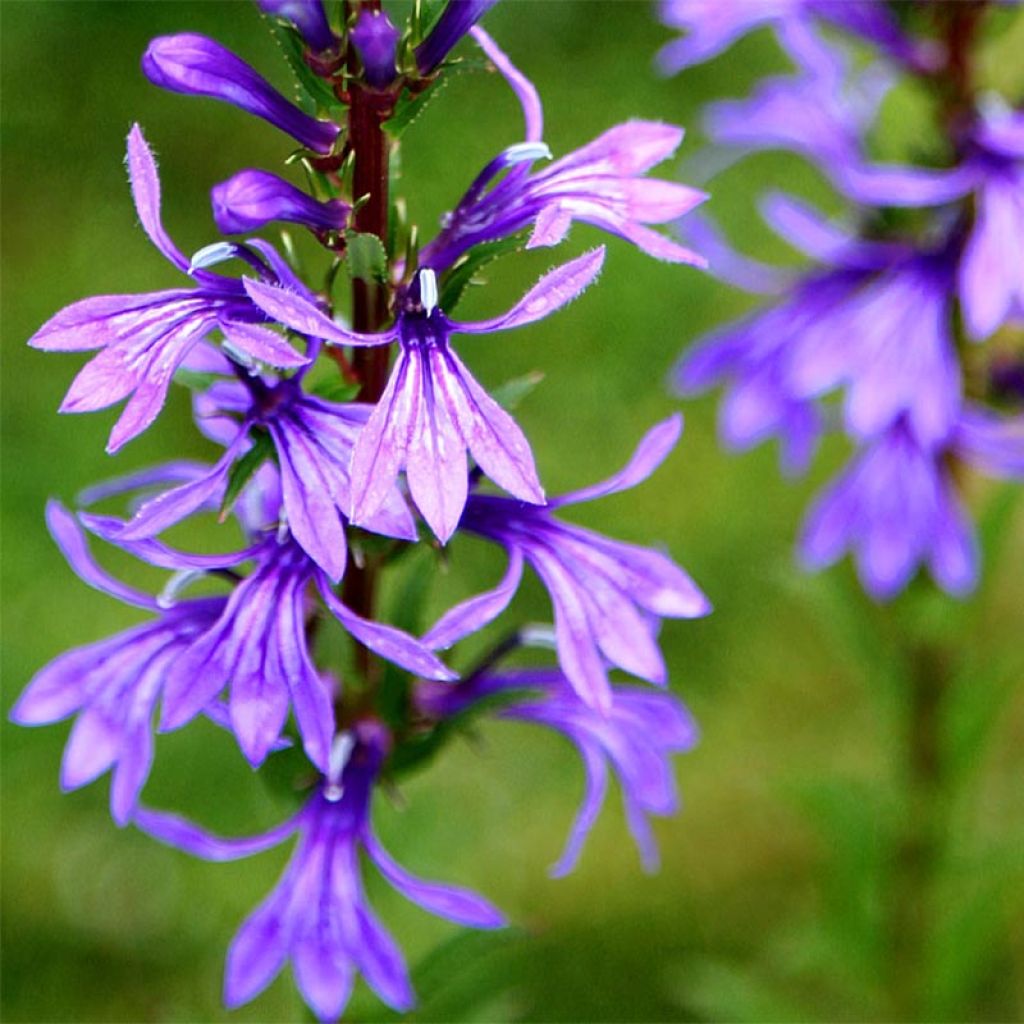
xmin=415 ymin=0 xmax=499 ymax=74
xmin=142 ymin=34 xmax=340 ymax=153
xmin=212 ymin=169 xmax=349 ymax=234
xmin=351 ymin=8 xmax=400 ymax=89
xmin=255 ymin=0 xmax=337 ymax=53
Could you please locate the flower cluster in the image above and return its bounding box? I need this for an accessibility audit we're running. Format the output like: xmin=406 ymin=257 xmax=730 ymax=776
xmin=658 ymin=1 xmax=1024 ymax=599
xmin=15 ymin=3 xmax=709 ymax=1019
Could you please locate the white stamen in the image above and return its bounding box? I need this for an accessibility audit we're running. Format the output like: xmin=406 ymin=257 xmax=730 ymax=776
xmin=189 ymin=241 xmax=237 ymax=275
xmin=505 ymin=141 xmax=552 ymax=165
xmin=157 ymin=569 xmax=205 ymax=609
xmin=520 ymin=623 xmax=557 ymax=651
xmin=324 ymin=731 xmax=356 ymax=801
xmin=419 ymin=268 xmax=439 ymax=316
xmin=221 ymin=339 xmax=256 ymax=372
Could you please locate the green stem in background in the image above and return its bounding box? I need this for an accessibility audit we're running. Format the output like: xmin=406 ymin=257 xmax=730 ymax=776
xmin=340 ymin=0 xmax=395 ymax=687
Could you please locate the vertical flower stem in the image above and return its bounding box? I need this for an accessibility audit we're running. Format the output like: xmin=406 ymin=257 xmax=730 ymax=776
xmin=341 ymin=0 xmax=394 ymax=682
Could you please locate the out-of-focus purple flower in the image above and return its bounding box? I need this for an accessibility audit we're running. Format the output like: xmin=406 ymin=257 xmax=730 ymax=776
xmin=703 ymin=57 xmax=972 ymax=208
xmin=423 ymin=416 xmax=710 ymax=711
xmin=415 ymin=0 xmax=500 ymax=74
xmin=655 ymin=0 xmax=935 ymax=76
xmin=351 ymin=8 xmax=400 ymax=89
xmin=256 ymin=0 xmax=337 ymax=53
xmin=135 ymin=726 xmax=504 ymax=1022
xmin=419 ymin=670 xmax=698 ymax=874
xmin=212 ymin=170 xmax=350 ymax=234
xmin=115 ymin=379 xmax=417 ymax=582
xmin=799 ymin=421 xmax=977 ymax=599
xmin=953 ymin=406 xmax=1024 ymax=478
xmin=77 ymin=519 xmax=454 ymax=772
xmin=959 ymin=107 xmax=1024 ymax=340
xmin=9 ymin=502 xmax=224 ymax=825
xmin=143 ymin=34 xmax=340 ymax=153
xmin=28 ymin=126 xmax=310 ymax=453
xmin=420 ymin=29 xmax=706 ymax=271
xmin=244 ymin=250 xmax=607 ymax=543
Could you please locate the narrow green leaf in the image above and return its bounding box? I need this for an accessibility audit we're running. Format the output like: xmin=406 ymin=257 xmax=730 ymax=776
xmin=309 ymin=377 xmax=362 ymax=403
xmin=439 ymin=232 xmax=526 ymax=313
xmin=219 ymin=431 xmax=275 ymax=521
xmin=173 ymin=367 xmax=221 ymax=393
xmin=265 ymin=19 xmax=342 ymax=116
xmin=490 ymin=371 xmax=545 ymax=411
xmin=385 ymin=77 xmax=448 ymax=138
xmin=346 ymin=230 xmax=389 ymax=284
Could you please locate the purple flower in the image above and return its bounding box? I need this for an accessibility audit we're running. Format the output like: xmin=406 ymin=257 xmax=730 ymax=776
xmin=423 ymin=416 xmax=710 ymax=711
xmin=142 ymin=34 xmax=340 ymax=153
xmin=420 ymin=29 xmax=706 ymax=271
xmin=351 ymin=8 xmax=400 ymax=90
xmin=135 ymin=727 xmax=504 ymax=1022
xmin=655 ymin=0 xmax=934 ymax=76
xmin=76 ymin=516 xmax=454 ymax=772
xmin=959 ymin=107 xmax=1024 ymax=340
xmin=114 ymin=376 xmax=417 ymax=582
xmin=703 ymin=55 xmax=971 ymax=209
xmin=419 ymin=670 xmax=698 ymax=874
xmin=255 ymin=0 xmax=337 ymax=53
xmin=799 ymin=421 xmax=977 ymax=599
xmin=415 ymin=0 xmax=500 ymax=74
xmin=9 ymin=502 xmax=229 ymax=824
xmin=244 ymin=249 xmax=607 ymax=543
xmin=28 ymin=125 xmax=310 ymax=453
xmin=211 ymin=169 xmax=349 ymax=234
xmin=953 ymin=406 xmax=1024 ymax=479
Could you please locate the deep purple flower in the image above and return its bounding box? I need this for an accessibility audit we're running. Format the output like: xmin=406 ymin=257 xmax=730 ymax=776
xmin=28 ymin=126 xmax=310 ymax=453
xmin=115 ymin=378 xmax=417 ymax=582
xmin=78 ymin=516 xmax=454 ymax=772
xmin=415 ymin=0 xmax=500 ymax=75
xmin=244 ymin=249 xmax=607 ymax=543
xmin=419 ymin=670 xmax=698 ymax=874
xmin=423 ymin=416 xmax=710 ymax=711
xmin=255 ymin=0 xmax=337 ymax=53
xmin=420 ymin=29 xmax=706 ymax=271
xmin=351 ymin=8 xmax=400 ymax=89
xmin=799 ymin=421 xmax=977 ymax=599
xmin=212 ymin=169 xmax=350 ymax=234
xmin=143 ymin=34 xmax=340 ymax=153
xmin=135 ymin=727 xmax=504 ymax=1022
xmin=959 ymin=107 xmax=1024 ymax=340
xmin=655 ymin=0 xmax=935 ymax=76
xmin=10 ymin=502 xmax=228 ymax=824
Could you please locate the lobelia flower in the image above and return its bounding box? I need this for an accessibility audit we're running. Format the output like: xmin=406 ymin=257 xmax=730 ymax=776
xmin=79 ymin=512 xmax=454 ymax=773
xmin=959 ymin=105 xmax=1024 ymax=340
xmin=28 ymin=125 xmax=312 ymax=453
xmin=414 ymin=0 xmax=501 ymax=75
xmin=143 ymin=34 xmax=340 ymax=153
xmin=350 ymin=8 xmax=401 ymax=90
xmin=255 ymin=0 xmax=338 ymax=54
xmin=655 ymin=0 xmax=936 ymax=77
xmin=423 ymin=415 xmax=711 ymax=711
xmin=211 ymin=169 xmax=350 ymax=235
xmin=9 ymin=501 xmax=228 ymax=825
xmin=244 ymin=249 xmax=608 ymax=543
xmin=417 ymin=669 xmax=699 ymax=874
xmin=135 ymin=724 xmax=505 ymax=1022
xmin=113 ymin=372 xmax=418 ymax=582
xmin=419 ymin=28 xmax=707 ymax=272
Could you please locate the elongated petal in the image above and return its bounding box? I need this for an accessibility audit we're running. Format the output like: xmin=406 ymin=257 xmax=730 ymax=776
xmin=364 ymin=832 xmax=506 ymax=927
xmin=243 ymin=277 xmax=393 ymax=347
xmin=555 ymin=414 xmax=682 ymax=506
xmin=127 ymin=123 xmax=190 ymax=272
xmin=422 ymin=550 xmax=524 ymax=649
xmin=469 ymin=26 xmax=542 ymax=142
xmin=219 ymin=319 xmax=309 ymax=368
xmin=134 ymin=806 xmax=301 ymax=860
xmin=454 ymin=248 xmax=605 ymax=334
xmin=212 ymin=169 xmax=348 ymax=235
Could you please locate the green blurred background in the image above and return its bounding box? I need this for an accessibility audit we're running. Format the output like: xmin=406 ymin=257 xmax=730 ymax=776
xmin=2 ymin=3 xmax=1023 ymax=1021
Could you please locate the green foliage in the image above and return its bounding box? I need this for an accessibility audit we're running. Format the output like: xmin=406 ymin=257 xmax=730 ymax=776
xmin=439 ymin=233 xmax=527 ymax=313
xmin=265 ymin=19 xmax=342 ymax=117
xmin=219 ymin=431 xmax=274 ymax=521
xmin=345 ymin=229 xmax=389 ymax=284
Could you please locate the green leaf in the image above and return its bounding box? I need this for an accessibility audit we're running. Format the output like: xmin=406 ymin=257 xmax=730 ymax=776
xmin=413 ymin=0 xmax=449 ymax=41
xmin=490 ymin=371 xmax=544 ymax=411
xmin=439 ymin=232 xmax=526 ymax=313
xmin=309 ymin=376 xmax=362 ymax=403
xmin=219 ymin=431 xmax=275 ymax=521
xmin=259 ymin=739 xmax=318 ymax=808
xmin=173 ymin=367 xmax=221 ymax=393
xmin=265 ymin=19 xmax=342 ymax=117
xmin=385 ymin=77 xmax=448 ymax=138
xmin=345 ymin=230 xmax=389 ymax=284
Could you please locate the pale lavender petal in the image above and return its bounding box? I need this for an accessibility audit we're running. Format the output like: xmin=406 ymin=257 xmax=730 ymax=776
xmin=470 ymin=27 xmax=542 ymax=142
xmin=526 ymin=205 xmax=573 ymax=249
xmin=928 ymin=488 xmax=978 ymax=597
xmin=954 ymin=408 xmax=1024 ymax=478
xmin=134 ymin=806 xmax=300 ymax=860
xmin=351 ymin=904 xmax=414 ymax=1012
xmin=422 ymin=550 xmax=524 ymax=649
xmin=556 ymin=415 xmax=682 ymax=506
xmin=454 ymin=248 xmax=605 ymax=334
xmin=364 ymin=832 xmax=506 ymax=927
xmin=60 ymin=709 xmax=121 ymax=790
xmin=219 ymin=319 xmax=310 ymax=368
xmin=224 ymin=904 xmax=290 ymax=1008
xmin=549 ymin=742 xmax=607 ymax=877
xmin=126 ymin=123 xmax=189 ymax=272
xmin=77 ymin=461 xmax=210 ymax=508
